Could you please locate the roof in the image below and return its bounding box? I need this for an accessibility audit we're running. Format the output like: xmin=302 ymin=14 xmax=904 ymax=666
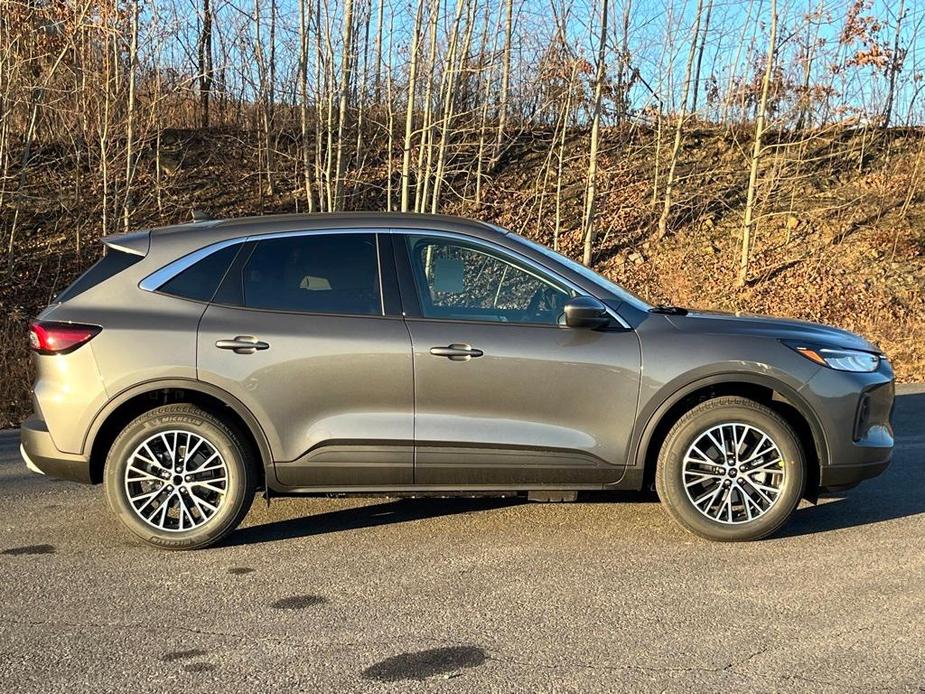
xmin=183 ymin=212 xmax=505 ymax=240
xmin=105 ymin=212 xmax=510 ymax=257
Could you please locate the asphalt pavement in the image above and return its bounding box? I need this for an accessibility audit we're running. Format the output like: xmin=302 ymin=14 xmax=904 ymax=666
xmin=1 ymin=385 xmax=923 ymax=693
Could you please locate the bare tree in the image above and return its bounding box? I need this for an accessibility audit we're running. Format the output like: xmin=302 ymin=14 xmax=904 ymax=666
xmin=333 ymin=0 xmax=355 ymax=209
xmin=298 ymin=0 xmax=315 ymax=211
xmin=738 ymin=0 xmax=778 ymax=286
xmin=580 ymin=0 xmax=609 ymax=265
xmin=401 ymin=0 xmax=426 ymax=212
xmin=883 ymin=0 xmax=906 ymax=127
xmin=656 ymin=0 xmax=703 ymax=240
xmin=199 ymin=0 xmax=214 ymax=128
xmin=490 ymin=0 xmax=514 ymax=170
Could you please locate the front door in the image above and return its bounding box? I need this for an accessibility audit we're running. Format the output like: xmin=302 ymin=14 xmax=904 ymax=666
xmin=396 ymin=232 xmax=641 ymax=486
xmin=197 ymin=232 xmax=413 ymax=488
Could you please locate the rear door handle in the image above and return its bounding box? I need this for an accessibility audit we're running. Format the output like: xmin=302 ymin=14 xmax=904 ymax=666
xmin=215 ymin=336 xmax=270 ymax=354
xmin=429 ymin=344 xmax=484 ymax=361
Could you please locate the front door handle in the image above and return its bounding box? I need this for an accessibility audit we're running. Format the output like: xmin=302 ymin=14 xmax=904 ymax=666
xmin=429 ymin=344 xmax=484 ymax=361
xmin=215 ymin=336 xmax=270 ymax=355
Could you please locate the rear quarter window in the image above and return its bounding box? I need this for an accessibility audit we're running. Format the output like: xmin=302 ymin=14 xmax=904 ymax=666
xmin=158 ymin=245 xmax=241 ymax=302
xmin=54 ymin=249 xmax=143 ymax=303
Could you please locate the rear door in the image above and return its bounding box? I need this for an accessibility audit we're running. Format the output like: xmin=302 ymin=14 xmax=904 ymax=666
xmin=197 ymin=231 xmax=414 ymax=488
xmin=395 ymin=231 xmax=641 ymax=487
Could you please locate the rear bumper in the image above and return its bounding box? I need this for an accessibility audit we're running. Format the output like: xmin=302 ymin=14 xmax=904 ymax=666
xmin=20 ymin=416 xmax=92 ymax=483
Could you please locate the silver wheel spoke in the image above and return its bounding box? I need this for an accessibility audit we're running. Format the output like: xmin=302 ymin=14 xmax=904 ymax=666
xmin=129 ymin=486 xmax=163 ymax=503
xmin=126 ymin=468 xmax=163 ymax=483
xmin=124 ymin=430 xmax=228 ymax=533
xmin=682 ymin=422 xmax=785 ymax=525
xmin=747 ymin=457 xmax=783 ymax=473
xmin=188 ymin=493 xmax=219 ymax=513
xmin=190 ymin=452 xmax=220 ymax=472
xmin=189 ymin=480 xmax=226 ymax=494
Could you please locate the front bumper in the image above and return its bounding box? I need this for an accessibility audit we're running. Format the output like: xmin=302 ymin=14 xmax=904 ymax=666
xmin=20 ymin=415 xmax=92 ymax=483
xmin=804 ymin=361 xmax=895 ymax=490
xmin=819 ymin=456 xmax=891 ymax=488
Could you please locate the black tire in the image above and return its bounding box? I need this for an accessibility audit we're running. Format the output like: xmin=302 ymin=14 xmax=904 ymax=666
xmin=104 ymin=404 xmax=256 ymax=550
xmin=655 ymin=396 xmax=805 ymax=541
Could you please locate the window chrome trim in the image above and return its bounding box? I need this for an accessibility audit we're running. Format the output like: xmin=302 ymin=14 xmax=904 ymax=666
xmin=138 ymin=228 xmax=390 ymax=294
xmin=138 ymin=226 xmax=631 ymax=329
xmin=390 ymin=228 xmax=631 ymax=329
xmin=139 ymin=238 xmax=245 ymax=292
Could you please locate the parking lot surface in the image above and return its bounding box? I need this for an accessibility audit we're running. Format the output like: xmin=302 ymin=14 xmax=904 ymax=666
xmin=1 ymin=385 xmax=923 ymax=693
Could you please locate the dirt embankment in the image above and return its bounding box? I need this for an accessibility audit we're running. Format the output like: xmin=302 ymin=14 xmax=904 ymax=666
xmin=1 ymin=125 xmax=922 ymax=427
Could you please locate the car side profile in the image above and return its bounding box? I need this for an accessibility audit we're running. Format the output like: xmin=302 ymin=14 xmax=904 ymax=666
xmin=21 ymin=213 xmax=895 ymax=549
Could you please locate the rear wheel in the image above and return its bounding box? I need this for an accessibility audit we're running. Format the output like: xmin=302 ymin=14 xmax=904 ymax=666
xmin=655 ymin=396 xmax=805 ymax=541
xmin=104 ymin=404 xmax=256 ymax=550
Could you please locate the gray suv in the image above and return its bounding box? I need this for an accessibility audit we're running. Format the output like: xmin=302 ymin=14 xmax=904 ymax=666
xmin=21 ymin=213 xmax=895 ymax=548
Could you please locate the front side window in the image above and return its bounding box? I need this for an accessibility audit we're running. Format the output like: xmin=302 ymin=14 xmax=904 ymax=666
xmin=243 ymin=233 xmax=381 ymax=315
xmin=405 ymin=235 xmax=574 ymax=325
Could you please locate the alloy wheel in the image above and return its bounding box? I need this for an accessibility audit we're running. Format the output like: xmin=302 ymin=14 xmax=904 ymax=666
xmin=123 ymin=430 xmax=229 ymax=532
xmin=682 ymin=422 xmax=785 ymax=524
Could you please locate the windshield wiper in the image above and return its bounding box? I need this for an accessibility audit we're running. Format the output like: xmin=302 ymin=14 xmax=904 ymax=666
xmin=649 ymin=305 xmax=689 ymax=315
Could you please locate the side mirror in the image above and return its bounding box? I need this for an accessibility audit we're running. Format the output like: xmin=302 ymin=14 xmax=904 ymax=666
xmin=563 ymin=296 xmax=611 ymax=329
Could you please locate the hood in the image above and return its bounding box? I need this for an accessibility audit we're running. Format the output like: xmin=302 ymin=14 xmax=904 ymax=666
xmin=664 ymin=310 xmax=881 ymax=353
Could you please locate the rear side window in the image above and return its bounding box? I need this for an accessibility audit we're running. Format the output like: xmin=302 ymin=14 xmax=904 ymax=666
xmin=159 ymin=245 xmax=240 ymax=302
xmin=242 ymin=234 xmax=381 ymax=315
xmin=55 ymin=249 xmax=143 ymax=303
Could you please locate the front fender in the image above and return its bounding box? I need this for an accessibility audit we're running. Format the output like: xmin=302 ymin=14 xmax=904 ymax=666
xmin=627 ymin=369 xmax=829 ymax=478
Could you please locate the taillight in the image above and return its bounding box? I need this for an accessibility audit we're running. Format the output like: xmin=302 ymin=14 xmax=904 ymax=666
xmin=29 ymin=321 xmax=101 ymax=355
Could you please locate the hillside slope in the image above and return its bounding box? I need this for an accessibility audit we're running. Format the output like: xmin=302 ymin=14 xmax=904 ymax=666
xmin=1 ymin=125 xmax=922 ymax=427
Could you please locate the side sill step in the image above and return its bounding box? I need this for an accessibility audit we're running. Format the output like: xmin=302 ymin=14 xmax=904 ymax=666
xmin=527 ymin=490 xmax=578 ymax=503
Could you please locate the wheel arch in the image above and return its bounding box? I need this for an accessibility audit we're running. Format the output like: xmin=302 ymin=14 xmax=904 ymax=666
xmin=84 ymin=379 xmax=272 ymax=486
xmin=633 ymin=373 xmax=828 ymax=500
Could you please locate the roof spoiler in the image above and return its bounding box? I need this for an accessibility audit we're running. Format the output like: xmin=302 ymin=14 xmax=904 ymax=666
xmin=102 ymin=229 xmax=150 ymax=256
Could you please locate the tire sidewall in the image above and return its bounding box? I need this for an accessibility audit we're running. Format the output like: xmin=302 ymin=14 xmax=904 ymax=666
xmin=658 ymin=400 xmax=805 ymax=541
xmin=105 ymin=408 xmax=250 ymax=550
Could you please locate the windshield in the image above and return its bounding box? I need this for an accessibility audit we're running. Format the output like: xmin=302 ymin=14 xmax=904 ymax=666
xmin=505 ymin=231 xmax=652 ymax=311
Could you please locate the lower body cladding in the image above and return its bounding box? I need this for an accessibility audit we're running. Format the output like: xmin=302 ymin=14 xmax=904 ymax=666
xmin=269 ymin=440 xmax=625 ymax=493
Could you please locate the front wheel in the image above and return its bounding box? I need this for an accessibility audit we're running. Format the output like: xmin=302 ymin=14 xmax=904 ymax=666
xmin=655 ymin=396 xmax=805 ymax=541
xmin=104 ymin=404 xmax=256 ymax=550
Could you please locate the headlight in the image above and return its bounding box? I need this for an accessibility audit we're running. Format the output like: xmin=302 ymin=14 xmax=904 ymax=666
xmin=783 ymin=341 xmax=880 ymax=372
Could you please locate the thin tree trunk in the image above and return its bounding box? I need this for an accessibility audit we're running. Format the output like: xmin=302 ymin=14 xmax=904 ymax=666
xmin=490 ymin=0 xmax=514 ymax=170
xmin=385 ymin=12 xmax=395 ymax=211
xmin=430 ymin=0 xmax=471 ymax=213
xmin=199 ymin=0 xmax=213 ymax=128
xmin=415 ymin=0 xmax=440 ymax=212
xmin=298 ymin=0 xmax=314 ymax=211
xmin=738 ymin=0 xmax=778 ymax=286
xmin=372 ymin=0 xmax=385 ymax=104
xmin=401 ymin=0 xmax=426 ymax=212
xmin=580 ymin=0 xmax=608 ymax=265
xmin=615 ymin=0 xmax=632 ymax=123
xmin=333 ymin=0 xmax=355 ymax=209
xmin=656 ymin=0 xmax=703 ymax=240
xmin=474 ymin=7 xmax=503 ymax=207
xmin=883 ymin=0 xmax=905 ymax=127
xmin=690 ymin=0 xmax=713 ymax=113
xmin=555 ymin=58 xmax=580 ymax=250
xmin=123 ymin=0 xmax=139 ymax=232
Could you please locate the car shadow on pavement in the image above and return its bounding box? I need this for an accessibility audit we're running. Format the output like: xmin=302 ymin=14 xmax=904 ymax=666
xmin=225 ymin=497 xmax=524 ymax=547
